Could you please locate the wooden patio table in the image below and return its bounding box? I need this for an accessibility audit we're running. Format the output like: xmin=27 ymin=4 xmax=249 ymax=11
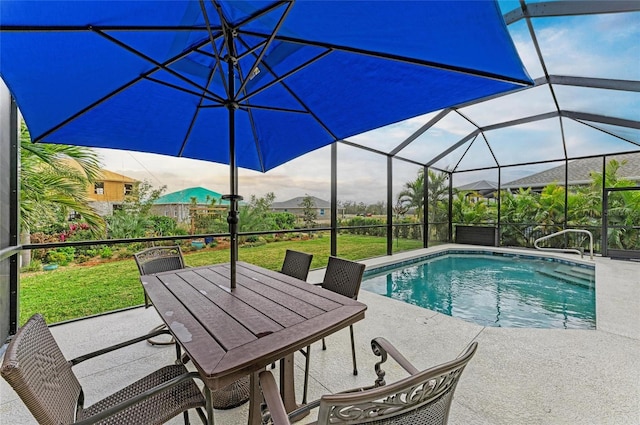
xmin=141 ymin=261 xmax=367 ymax=425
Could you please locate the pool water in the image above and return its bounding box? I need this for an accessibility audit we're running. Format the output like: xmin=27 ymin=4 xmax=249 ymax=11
xmin=362 ymin=253 xmax=596 ymax=329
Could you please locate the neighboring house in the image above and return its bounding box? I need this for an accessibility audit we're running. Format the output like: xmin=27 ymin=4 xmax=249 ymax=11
xmin=455 ymin=180 xmax=499 ymax=199
xmin=271 ymin=196 xmax=337 ymax=219
xmin=86 ymin=169 xmax=138 ymax=216
xmin=502 ymin=153 xmax=640 ymax=192
xmin=151 ymin=187 xmax=228 ymax=224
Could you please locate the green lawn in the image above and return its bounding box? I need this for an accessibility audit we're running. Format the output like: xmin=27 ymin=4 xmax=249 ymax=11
xmin=20 ymin=235 xmax=423 ymax=325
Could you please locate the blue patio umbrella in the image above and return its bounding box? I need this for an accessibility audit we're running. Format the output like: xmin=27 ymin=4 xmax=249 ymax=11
xmin=0 ymin=1 xmax=532 ymax=287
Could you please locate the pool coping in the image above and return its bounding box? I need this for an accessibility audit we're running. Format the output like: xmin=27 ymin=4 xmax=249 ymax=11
xmin=362 ymin=246 xmax=595 ymax=280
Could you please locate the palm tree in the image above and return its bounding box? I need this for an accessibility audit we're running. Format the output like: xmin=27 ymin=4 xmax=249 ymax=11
xmin=397 ymin=169 xmax=424 ymax=222
xmin=397 ymin=168 xmax=450 ymax=242
xmin=20 ymin=121 xmax=105 ymax=264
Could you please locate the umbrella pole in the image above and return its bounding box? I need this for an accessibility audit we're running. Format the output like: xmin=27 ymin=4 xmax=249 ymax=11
xmin=223 ymin=36 xmax=242 ymax=290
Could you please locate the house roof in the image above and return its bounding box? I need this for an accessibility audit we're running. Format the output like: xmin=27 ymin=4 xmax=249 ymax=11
xmin=455 ymin=180 xmax=499 ymax=192
xmin=503 ymin=153 xmax=640 ymax=189
xmin=97 ymin=169 xmax=137 ymax=183
xmin=62 ymin=159 xmax=137 ymax=183
xmin=154 ymin=187 xmax=229 ymax=205
xmin=271 ymin=196 xmax=331 ymax=209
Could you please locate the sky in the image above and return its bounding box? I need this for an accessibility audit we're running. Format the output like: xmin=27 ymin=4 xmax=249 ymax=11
xmin=94 ymin=7 xmax=639 ymax=205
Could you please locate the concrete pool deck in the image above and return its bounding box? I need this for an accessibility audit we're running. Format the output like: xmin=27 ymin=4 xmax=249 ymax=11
xmin=1 ymin=244 xmax=638 ymax=424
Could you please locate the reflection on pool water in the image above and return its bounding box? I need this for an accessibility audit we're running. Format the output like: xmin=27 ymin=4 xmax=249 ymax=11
xmin=362 ymin=252 xmax=596 ymax=329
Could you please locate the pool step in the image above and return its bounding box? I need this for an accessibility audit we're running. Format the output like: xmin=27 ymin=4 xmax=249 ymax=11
xmin=537 ymin=265 xmax=594 ymax=288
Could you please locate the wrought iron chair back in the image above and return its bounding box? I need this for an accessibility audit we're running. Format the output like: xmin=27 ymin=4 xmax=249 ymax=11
xmin=260 ymin=338 xmax=478 ymax=425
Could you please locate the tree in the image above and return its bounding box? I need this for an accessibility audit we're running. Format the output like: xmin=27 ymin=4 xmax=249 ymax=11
xmin=20 ymin=121 xmax=105 ymax=265
xmin=238 ymin=192 xmax=277 ymax=232
xmin=189 ymin=195 xmax=225 ymax=234
xmin=299 ymin=194 xmax=317 ymax=228
xmin=397 ymin=169 xmax=424 ymax=221
xmin=106 ymin=181 xmax=166 ymax=239
xmin=20 ymin=121 xmax=104 ymax=235
xmin=397 ymin=168 xmax=450 ymax=241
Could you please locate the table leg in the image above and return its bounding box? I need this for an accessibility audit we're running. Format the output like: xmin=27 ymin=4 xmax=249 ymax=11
xmin=204 ymin=386 xmax=214 ymax=425
xmin=279 ymin=354 xmax=296 ymax=411
xmin=248 ymin=370 xmax=263 ymax=425
xmin=279 ymin=353 xmax=310 ymax=421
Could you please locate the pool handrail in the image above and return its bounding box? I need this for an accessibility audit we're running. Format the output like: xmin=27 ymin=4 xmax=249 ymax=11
xmin=534 ymin=229 xmax=594 ymax=260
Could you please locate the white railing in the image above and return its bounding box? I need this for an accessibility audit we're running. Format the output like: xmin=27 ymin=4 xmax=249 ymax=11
xmin=534 ymin=229 xmax=594 ymax=260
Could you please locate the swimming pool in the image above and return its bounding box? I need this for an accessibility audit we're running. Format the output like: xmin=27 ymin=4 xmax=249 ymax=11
xmin=361 ymin=251 xmax=596 ymax=329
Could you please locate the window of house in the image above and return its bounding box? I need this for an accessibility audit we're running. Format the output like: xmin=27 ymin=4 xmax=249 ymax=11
xmin=112 ymin=204 xmax=123 ymax=213
xmin=124 ymin=183 xmax=133 ymax=195
xmin=94 ymin=182 xmax=104 ymax=195
xmin=320 ymin=208 xmax=325 ymax=216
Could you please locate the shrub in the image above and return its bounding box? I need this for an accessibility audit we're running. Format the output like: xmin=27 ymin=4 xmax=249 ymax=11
xmin=99 ymin=246 xmax=113 ymax=259
xmin=45 ymin=247 xmax=75 ymax=266
xmin=21 ymin=259 xmax=42 ymax=272
xmin=241 ymin=238 xmax=267 ymax=248
xmin=75 ymin=254 xmax=91 ymax=263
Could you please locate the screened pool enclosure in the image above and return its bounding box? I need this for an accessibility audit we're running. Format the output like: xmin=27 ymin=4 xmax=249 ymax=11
xmin=0 ymin=1 xmax=639 ymax=339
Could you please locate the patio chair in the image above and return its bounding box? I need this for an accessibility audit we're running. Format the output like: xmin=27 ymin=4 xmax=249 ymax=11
xmin=134 ymin=245 xmax=186 ymax=346
xmin=270 ymin=250 xmax=314 ymax=370
xmin=260 ymin=337 xmax=478 ymax=425
xmin=301 ymin=256 xmax=365 ymax=403
xmin=134 ymin=245 xmax=186 ymax=309
xmin=1 ymin=313 xmax=207 ymax=425
xmin=280 ymin=249 xmax=313 ymax=281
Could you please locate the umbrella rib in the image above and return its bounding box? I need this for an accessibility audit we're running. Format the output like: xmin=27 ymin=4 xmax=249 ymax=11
xmin=226 ymin=47 xmax=266 ymax=171
xmin=33 ymin=37 xmax=215 ymax=142
xmin=236 ymin=104 xmax=308 ymax=114
xmin=93 ymin=28 xmax=224 ymax=101
xmin=238 ymin=30 xmax=533 ymax=87
xmin=143 ymin=76 xmax=221 ymax=103
xmin=236 ymin=49 xmax=332 ymax=104
xmin=236 ymin=36 xmax=339 ymax=140
xmin=230 ymin=1 xmax=292 ymax=32
xmin=202 ymin=0 xmax=231 ymax=99
xmin=251 ymin=55 xmax=339 ymax=140
xmin=178 ymin=67 xmax=218 ymax=157
xmin=234 ymin=1 xmax=294 ymax=97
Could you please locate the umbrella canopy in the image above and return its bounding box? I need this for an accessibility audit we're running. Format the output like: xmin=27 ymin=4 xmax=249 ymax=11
xmin=0 ymin=0 xmax=532 ymax=286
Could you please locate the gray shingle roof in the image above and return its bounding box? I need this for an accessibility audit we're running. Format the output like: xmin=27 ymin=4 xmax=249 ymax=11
xmin=271 ymin=196 xmax=331 ymax=209
xmin=455 ymin=180 xmax=499 ymax=191
xmin=503 ymin=153 xmax=640 ymax=189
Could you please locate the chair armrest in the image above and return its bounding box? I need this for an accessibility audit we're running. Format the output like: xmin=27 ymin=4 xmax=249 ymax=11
xmin=69 ymin=328 xmax=171 ymax=366
xmin=74 ymin=370 xmax=201 ymax=425
xmin=259 ymin=371 xmax=291 ymax=425
xmin=370 ymin=337 xmax=419 ymax=386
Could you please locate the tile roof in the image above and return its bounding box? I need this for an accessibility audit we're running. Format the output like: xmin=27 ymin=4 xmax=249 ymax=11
xmin=153 ymin=187 xmax=229 ymax=205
